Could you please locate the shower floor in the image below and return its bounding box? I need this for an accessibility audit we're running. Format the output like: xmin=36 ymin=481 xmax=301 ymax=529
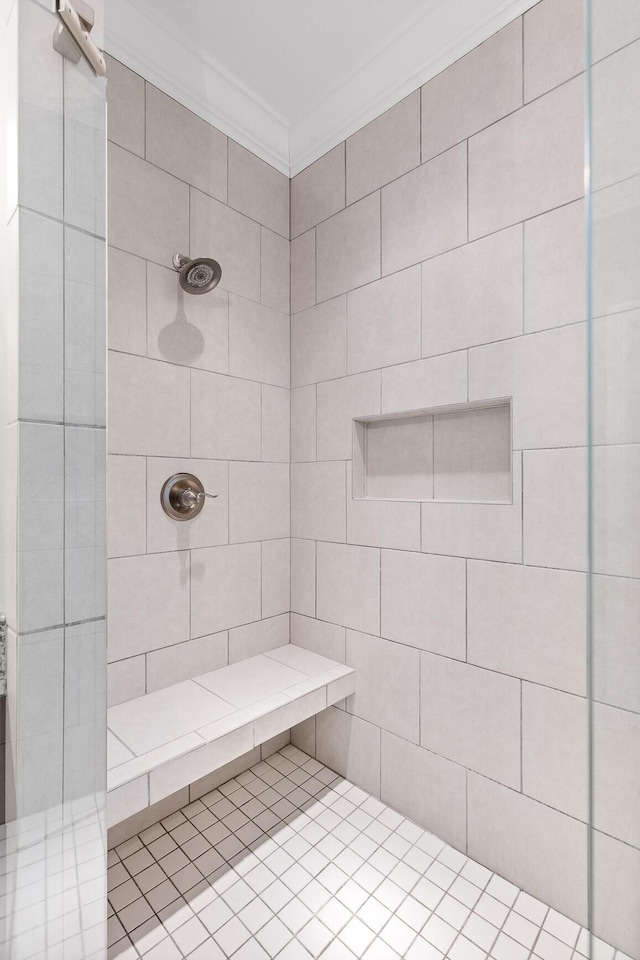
xmin=107 ymin=745 xmax=623 ymax=960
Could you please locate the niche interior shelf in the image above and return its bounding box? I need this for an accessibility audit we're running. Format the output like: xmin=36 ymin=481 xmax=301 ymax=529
xmin=353 ymin=398 xmax=512 ymax=504
xmin=107 ymin=645 xmax=355 ymax=826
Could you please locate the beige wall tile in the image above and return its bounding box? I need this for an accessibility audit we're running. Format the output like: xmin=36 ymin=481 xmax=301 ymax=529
xmin=291 ymin=229 xmax=316 ymax=314
xmin=190 ymin=370 xmax=261 ymax=461
xmin=524 ymin=0 xmax=585 ymax=102
xmin=291 ymin=539 xmax=315 ymax=618
xmin=593 ymin=311 xmax=640 ymax=446
xmin=190 ymin=542 xmax=261 ymax=637
xmin=382 ymin=351 xmax=467 ymax=413
xmin=146 ymin=458 xmax=228 ymax=554
xmin=229 ymin=295 xmax=289 ymax=387
xmin=229 ymin=613 xmax=289 ymax=663
xmin=593 ymin=574 xmax=640 ymax=713
xmin=381 ymin=550 xmax=466 ymax=658
xmin=108 ymin=143 xmax=189 ymax=267
xmin=592 ymin=177 xmax=640 ymax=320
xmin=422 ymin=225 xmax=523 ymax=356
xmin=347 ymin=496 xmax=421 ymax=552
xmin=108 ymin=656 xmax=146 ymax=708
xmin=522 ymin=684 xmax=588 ymax=821
xmin=316 ymin=193 xmax=381 ymax=302
xmin=346 ymin=630 xmax=420 ymax=743
xmin=524 ymin=200 xmax=586 ymax=333
xmin=228 ymin=140 xmax=289 ymax=237
xmin=381 ymin=143 xmax=467 ymax=275
xmin=291 ymin=461 xmax=346 ymax=542
xmin=291 ymin=144 xmax=345 ymax=238
xmin=262 ymin=384 xmax=290 ymax=462
xmin=260 ymin=227 xmax=290 ymax=315
xmin=469 ymin=324 xmax=587 ymax=450
xmin=365 ymin=416 xmax=433 ymax=500
xmin=467 ymin=773 xmax=588 ymax=927
xmin=291 ymin=296 xmax=347 ymax=387
xmin=107 ymin=455 xmax=146 ymax=558
xmin=315 ymin=706 xmax=381 ymax=797
xmin=317 ymin=542 xmax=380 ymax=635
xmin=346 ymin=91 xmax=420 ymax=204
xmin=433 ymin=405 xmax=511 ymax=502
xmin=291 ymin=614 xmax=345 ymax=662
xmin=592 ymin=831 xmax=640 ymax=957
xmin=591 ymin=0 xmax=640 ymax=60
xmin=146 ymin=633 xmax=228 ymax=694
xmin=108 ymin=551 xmax=190 ymax=660
xmin=421 ymin=654 xmax=521 ymax=788
xmin=107 ymin=247 xmax=146 ymax=356
xmin=469 ymin=77 xmax=584 ymax=239
xmin=316 ymin=371 xmax=380 ymax=461
xmin=347 ymin=265 xmax=421 ymax=374
xmin=106 ymin=56 xmax=144 ymax=157
xmin=190 ymin=189 xmax=261 ymax=302
xmin=523 ymin=447 xmax=587 ymax=571
xmin=592 ymin=39 xmax=640 ymax=191
xmin=146 ymin=263 xmax=228 ymax=374
xmin=468 ymin=561 xmax=587 ymax=695
xmin=108 ymin=352 xmax=190 ymax=456
xmin=593 ymin=701 xmax=640 ymax=849
xmin=422 ymin=453 xmax=523 ymax=561
xmin=381 ymin=732 xmax=467 ymax=853
xmin=421 ymin=19 xmax=523 ymax=162
xmin=291 ymin=385 xmax=316 ymax=462
xmin=145 ymin=84 xmax=227 ymax=202
xmin=229 ymin=462 xmax=290 ymax=543
xmin=261 ymin=538 xmax=290 ymax=618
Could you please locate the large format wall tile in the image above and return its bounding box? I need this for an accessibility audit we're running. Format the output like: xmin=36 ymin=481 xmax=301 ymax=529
xmin=592 ymin=574 xmax=640 ymax=713
xmin=146 ymin=85 xmax=227 ymax=203
xmin=422 ymin=225 xmax=523 ymax=356
xmin=420 ymin=654 xmax=521 ymax=788
xmin=381 ymin=551 xmax=466 ymax=658
xmin=108 ymin=143 xmax=189 ymax=267
xmin=381 ymin=351 xmax=467 ymax=413
xmin=468 ymin=76 xmax=584 ymax=238
xmin=107 ymin=455 xmax=146 ymax=558
xmin=190 ymin=370 xmax=261 ymax=461
xmin=592 ymin=40 xmax=640 ymax=191
xmin=347 ymin=266 xmax=421 ymax=374
xmin=315 ymin=706 xmax=381 ymax=798
xmin=261 ymin=539 xmax=290 ymax=618
xmin=347 ymin=493 xmax=421 ymax=552
xmin=291 ymin=385 xmax=316 ymax=462
xmin=108 ymin=353 xmax=190 ymax=456
xmin=523 ymin=447 xmax=587 ymax=571
xmin=260 ymin=227 xmax=290 ymax=315
xmin=593 ymin=701 xmax=640 ymax=848
xmin=291 ymin=614 xmax=346 ymax=663
xmin=228 ymin=141 xmax=289 ymax=238
xmin=467 ymin=561 xmax=587 ymax=695
xmin=108 ymin=552 xmax=190 ymax=660
xmin=190 ymin=190 xmax=261 ymax=302
xmin=229 ymin=295 xmax=290 ymax=387
xmin=190 ymin=542 xmax=261 ymax=637
xmin=108 ymin=247 xmax=146 ymax=356
xmin=291 ymin=144 xmax=345 ymax=238
xmin=421 ymin=19 xmax=522 ymax=162
xmin=147 ymin=633 xmax=228 ymax=694
xmin=592 ymin=831 xmax=640 ymax=957
xmin=381 ymin=733 xmax=467 ymax=853
xmin=290 ymin=539 xmax=315 ymax=617
xmin=105 ymin=56 xmax=144 ymax=157
xmin=291 ymin=461 xmax=346 ymax=543
xmin=291 ymin=296 xmax=347 ymax=387
xmin=229 ymin=462 xmax=290 ymax=543
xmin=346 ymin=631 xmax=420 ymax=743
xmin=467 ymin=774 xmax=588 ymax=927
xmin=316 ymin=371 xmax=380 ymax=460
xmin=317 ymin=542 xmax=380 ymax=635
xmin=381 ymin=143 xmax=467 ymax=275
xmin=316 ymin=193 xmax=381 ymax=302
xmin=146 ymin=458 xmax=229 ymax=553
xmin=291 ymin=229 xmax=316 ymax=314
xmin=346 ymin=92 xmax=420 ymax=204
xmin=524 ymin=200 xmax=586 ymax=333
xmin=524 ymin=0 xmax=584 ymax=102
xmin=262 ymin=385 xmax=290 ymax=462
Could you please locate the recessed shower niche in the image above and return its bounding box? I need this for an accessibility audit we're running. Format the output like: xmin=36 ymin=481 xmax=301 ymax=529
xmin=353 ymin=399 xmax=512 ymax=503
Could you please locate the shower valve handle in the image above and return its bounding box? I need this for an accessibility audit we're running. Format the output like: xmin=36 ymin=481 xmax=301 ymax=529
xmin=160 ymin=473 xmax=217 ymax=521
xmin=179 ymin=488 xmax=218 ymax=506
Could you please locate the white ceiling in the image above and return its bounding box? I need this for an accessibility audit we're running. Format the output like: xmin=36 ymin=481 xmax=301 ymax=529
xmin=105 ymin=0 xmax=537 ymax=177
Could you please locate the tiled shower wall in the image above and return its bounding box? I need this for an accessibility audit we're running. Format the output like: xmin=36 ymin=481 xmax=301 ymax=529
xmin=106 ymin=59 xmax=291 ymax=707
xmin=288 ymin=0 xmax=640 ymax=952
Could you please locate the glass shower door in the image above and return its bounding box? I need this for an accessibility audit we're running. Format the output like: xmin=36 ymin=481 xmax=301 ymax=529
xmin=0 ymin=1 xmax=108 ymax=956
xmin=587 ymin=1 xmax=640 ymax=956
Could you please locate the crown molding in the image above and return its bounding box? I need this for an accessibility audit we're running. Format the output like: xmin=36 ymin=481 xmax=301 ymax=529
xmin=105 ymin=0 xmax=537 ymax=179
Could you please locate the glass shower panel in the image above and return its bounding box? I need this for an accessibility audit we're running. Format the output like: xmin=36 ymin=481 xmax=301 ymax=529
xmin=0 ymin=1 xmax=107 ymax=956
xmin=587 ymin=1 xmax=640 ymax=957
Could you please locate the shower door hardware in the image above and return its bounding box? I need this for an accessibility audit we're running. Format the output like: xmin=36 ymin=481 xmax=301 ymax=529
xmin=0 ymin=609 xmax=6 ymax=698
xmin=53 ymin=0 xmax=107 ymax=77
xmin=161 ymin=473 xmax=218 ymax=521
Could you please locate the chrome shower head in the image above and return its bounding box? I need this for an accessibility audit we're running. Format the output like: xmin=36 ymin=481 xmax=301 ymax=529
xmin=172 ymin=253 xmax=222 ymax=295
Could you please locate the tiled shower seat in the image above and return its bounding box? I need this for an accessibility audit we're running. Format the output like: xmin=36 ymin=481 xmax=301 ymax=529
xmin=107 ymin=646 xmax=355 ymax=825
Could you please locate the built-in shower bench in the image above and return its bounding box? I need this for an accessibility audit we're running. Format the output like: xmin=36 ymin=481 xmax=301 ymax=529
xmin=106 ymin=644 xmax=355 ymax=825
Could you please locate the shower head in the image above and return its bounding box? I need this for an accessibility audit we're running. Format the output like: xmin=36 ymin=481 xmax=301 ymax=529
xmin=172 ymin=253 xmax=222 ymax=295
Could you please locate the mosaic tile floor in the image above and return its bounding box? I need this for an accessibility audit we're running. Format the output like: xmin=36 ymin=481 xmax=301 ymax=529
xmin=108 ymin=745 xmax=625 ymax=960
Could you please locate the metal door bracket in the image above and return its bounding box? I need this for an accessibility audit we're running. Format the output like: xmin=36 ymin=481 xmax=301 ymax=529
xmin=0 ymin=610 xmax=6 ymax=698
xmin=53 ymin=0 xmax=106 ymax=77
